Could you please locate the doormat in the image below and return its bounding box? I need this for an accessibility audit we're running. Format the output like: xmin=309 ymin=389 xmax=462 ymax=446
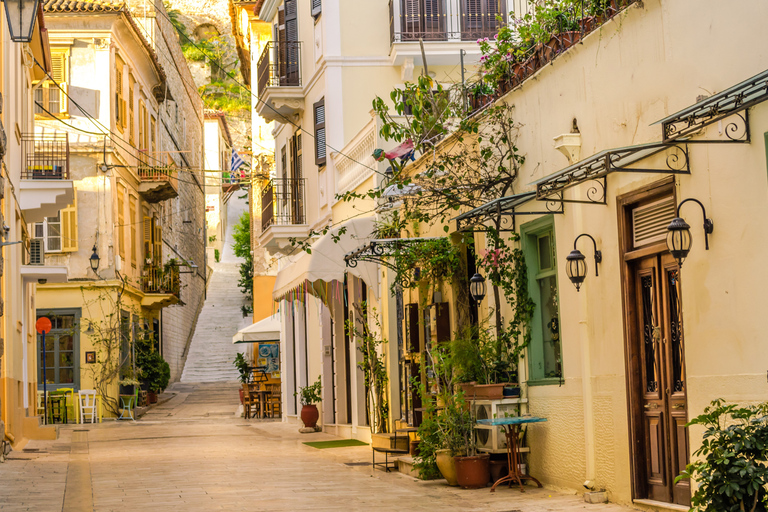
xmin=303 ymin=439 xmax=369 ymax=449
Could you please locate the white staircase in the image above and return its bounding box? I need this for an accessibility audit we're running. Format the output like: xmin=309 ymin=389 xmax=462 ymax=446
xmin=180 ymin=195 xmax=249 ymax=383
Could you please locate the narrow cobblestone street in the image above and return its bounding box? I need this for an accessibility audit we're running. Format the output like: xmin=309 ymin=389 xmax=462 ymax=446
xmin=0 ymin=382 xmax=638 ymax=512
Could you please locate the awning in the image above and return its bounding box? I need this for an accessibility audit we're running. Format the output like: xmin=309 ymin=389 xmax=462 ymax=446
xmin=232 ymin=315 xmax=281 ymax=344
xmin=531 ymin=141 xmax=690 ymax=203
xmin=655 ymin=68 xmax=768 ymax=143
xmin=452 ymin=191 xmax=562 ymax=232
xmin=272 ymin=216 xmax=379 ymax=301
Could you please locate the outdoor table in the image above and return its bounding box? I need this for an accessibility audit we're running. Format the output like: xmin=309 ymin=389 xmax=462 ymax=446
xmin=118 ymin=394 xmax=136 ymax=421
xmin=253 ymin=389 xmax=270 ymax=418
xmin=476 ymin=416 xmax=547 ymax=492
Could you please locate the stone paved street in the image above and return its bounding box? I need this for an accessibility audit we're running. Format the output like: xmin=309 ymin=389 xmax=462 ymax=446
xmin=0 ymin=382 xmax=638 ymax=512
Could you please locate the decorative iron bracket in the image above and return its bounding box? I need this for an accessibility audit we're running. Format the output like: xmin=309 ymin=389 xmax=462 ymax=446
xmin=453 ymin=191 xmax=563 ymax=233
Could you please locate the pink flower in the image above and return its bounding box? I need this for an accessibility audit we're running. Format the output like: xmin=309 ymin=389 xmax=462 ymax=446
xmin=477 ymin=38 xmax=483 ymax=43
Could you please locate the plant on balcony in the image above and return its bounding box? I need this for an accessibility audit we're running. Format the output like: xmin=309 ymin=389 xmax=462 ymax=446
xmin=162 ymin=258 xmax=181 ymax=295
xmin=676 ymin=399 xmax=768 ymax=512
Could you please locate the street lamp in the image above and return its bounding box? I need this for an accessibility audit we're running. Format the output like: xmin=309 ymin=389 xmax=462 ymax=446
xmin=89 ymin=245 xmax=100 ymax=273
xmin=565 ymin=233 xmax=602 ymax=292
xmin=3 ymin=0 xmax=41 ymax=43
xmin=469 ymin=272 xmax=486 ymax=303
xmin=666 ymin=198 xmax=714 ymax=267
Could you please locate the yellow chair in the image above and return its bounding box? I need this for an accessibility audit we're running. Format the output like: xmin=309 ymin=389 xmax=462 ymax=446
xmin=56 ymin=388 xmax=76 ymax=423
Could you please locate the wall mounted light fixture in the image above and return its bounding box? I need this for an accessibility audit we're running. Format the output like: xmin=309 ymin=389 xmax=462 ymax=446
xmin=469 ymin=272 xmax=487 ymax=303
xmin=89 ymin=245 xmax=100 ymax=273
xmin=666 ymin=198 xmax=714 ymax=267
xmin=565 ymin=234 xmax=602 ymax=292
xmin=3 ymin=0 xmax=40 ymax=43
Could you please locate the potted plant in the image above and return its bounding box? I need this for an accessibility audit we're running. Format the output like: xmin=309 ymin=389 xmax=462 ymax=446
xmin=233 ymin=353 xmax=250 ymax=404
xmin=447 ymin=392 xmax=490 ymax=489
xmin=296 ymin=376 xmax=322 ymax=429
xmin=142 ymin=352 xmax=170 ymax=404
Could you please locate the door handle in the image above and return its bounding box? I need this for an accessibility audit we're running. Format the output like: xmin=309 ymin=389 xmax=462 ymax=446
xmin=644 ymin=403 xmax=659 ymax=410
xmin=672 ymin=403 xmax=685 ymax=410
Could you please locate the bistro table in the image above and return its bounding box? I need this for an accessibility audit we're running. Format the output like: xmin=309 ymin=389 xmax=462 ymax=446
xmin=476 ymin=415 xmax=547 ymax=492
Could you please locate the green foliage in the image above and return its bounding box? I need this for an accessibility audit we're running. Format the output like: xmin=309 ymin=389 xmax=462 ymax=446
xmin=296 ymin=376 xmax=322 ymax=405
xmin=233 ymin=353 xmax=250 ymax=384
xmin=200 ymin=81 xmax=251 ymax=113
xmin=451 ymin=324 xmax=516 ymax=385
xmin=232 ymin=212 xmax=253 ymax=306
xmin=214 ymin=249 xmax=220 ymax=262
xmin=208 ymin=235 xmax=217 ymax=243
xmin=413 ymin=389 xmax=443 ymax=479
xmin=137 ymin=347 xmax=170 ymax=393
xmin=346 ymin=305 xmax=389 ymax=434
xmin=390 ymin=238 xmax=461 ymax=292
xmin=676 ymin=399 xmax=768 ymax=512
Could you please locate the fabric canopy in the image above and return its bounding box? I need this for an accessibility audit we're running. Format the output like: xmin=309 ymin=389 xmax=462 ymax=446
xmin=232 ymin=315 xmax=281 ymax=344
xmin=272 ymin=216 xmax=379 ymax=301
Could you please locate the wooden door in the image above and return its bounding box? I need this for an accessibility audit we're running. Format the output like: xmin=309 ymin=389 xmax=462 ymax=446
xmin=631 ymin=253 xmax=690 ymax=506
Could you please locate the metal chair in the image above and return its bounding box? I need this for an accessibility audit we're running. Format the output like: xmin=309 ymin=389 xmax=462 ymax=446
xmin=78 ymin=390 xmax=97 ymax=424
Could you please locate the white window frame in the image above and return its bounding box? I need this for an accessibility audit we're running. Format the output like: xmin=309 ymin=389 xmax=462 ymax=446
xmin=34 ymin=213 xmax=63 ymax=253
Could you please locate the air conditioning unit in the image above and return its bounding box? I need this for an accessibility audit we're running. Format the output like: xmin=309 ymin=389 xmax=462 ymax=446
xmin=472 ymin=398 xmax=528 ymax=453
xmin=29 ymin=239 xmax=44 ymax=265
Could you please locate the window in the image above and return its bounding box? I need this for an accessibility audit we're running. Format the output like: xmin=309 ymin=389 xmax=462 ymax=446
xmin=115 ymin=58 xmax=126 ymax=131
xmin=151 ymin=115 xmax=157 ymax=153
xmin=314 ymin=98 xmax=326 ymax=166
xmin=129 ymin=195 xmax=137 ymax=268
xmin=143 ymin=216 xmax=162 ymax=264
xmin=522 ymin=216 xmax=562 ymax=384
xmin=34 ymin=48 xmax=69 ymax=117
xmin=311 ymin=0 xmax=321 ymax=18
xmin=37 ymin=310 xmax=80 ymax=390
xmin=128 ymin=75 xmax=135 ymax=145
xmin=138 ymin=100 xmax=146 ymax=151
xmin=117 ymin=184 xmax=125 ymax=260
xmin=33 ymin=191 xmax=77 ymax=253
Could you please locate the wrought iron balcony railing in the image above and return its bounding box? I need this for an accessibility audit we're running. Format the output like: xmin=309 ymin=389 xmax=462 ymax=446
xmin=136 ymin=151 xmax=177 ymax=182
xmin=21 ymin=133 xmax=70 ymax=180
xmin=389 ymin=0 xmax=506 ymax=44
xmin=261 ymin=178 xmax=306 ymax=231
xmin=141 ymin=263 xmax=181 ymax=297
xmin=257 ymin=41 xmax=302 ymax=99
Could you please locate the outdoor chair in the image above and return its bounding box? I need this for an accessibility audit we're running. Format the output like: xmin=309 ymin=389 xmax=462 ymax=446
xmin=78 ymin=390 xmax=97 ymax=424
xmin=244 ymin=383 xmax=261 ymax=419
xmin=266 ymin=384 xmax=281 ymax=418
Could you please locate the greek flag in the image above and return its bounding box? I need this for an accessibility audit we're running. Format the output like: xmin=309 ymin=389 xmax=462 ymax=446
xmin=230 ymin=148 xmax=244 ymax=176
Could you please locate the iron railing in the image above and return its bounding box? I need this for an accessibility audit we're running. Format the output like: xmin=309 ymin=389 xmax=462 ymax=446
xmin=141 ymin=263 xmax=181 ymax=297
xmin=257 ymin=41 xmax=302 ymax=99
xmin=389 ymin=0 xmax=507 ymax=43
xmin=261 ymin=178 xmax=306 ymax=231
xmin=21 ymin=133 xmax=70 ymax=180
xmin=137 ymin=151 xmax=177 ymax=183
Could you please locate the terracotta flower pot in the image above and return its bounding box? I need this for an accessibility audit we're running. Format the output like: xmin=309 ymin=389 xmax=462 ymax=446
xmin=559 ymin=31 xmax=581 ymax=51
xmin=435 ymin=449 xmax=459 ymax=486
xmin=454 ymin=453 xmax=490 ymax=489
xmin=473 ymin=383 xmax=506 ymax=400
xmin=300 ymin=404 xmax=319 ymax=429
xmin=148 ymin=391 xmax=158 ymax=404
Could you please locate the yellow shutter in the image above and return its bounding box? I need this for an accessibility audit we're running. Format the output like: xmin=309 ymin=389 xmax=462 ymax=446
xmin=129 ymin=196 xmax=137 ymax=268
xmin=143 ymin=216 xmax=152 ymax=263
xmin=115 ymin=60 xmax=124 ymax=130
xmin=128 ymin=77 xmax=135 ymax=145
xmin=117 ymin=185 xmax=125 ymax=260
xmin=61 ymin=188 xmax=78 ymax=252
xmin=49 ymin=49 xmax=69 ymax=115
xmin=154 ymin=224 xmax=162 ymax=262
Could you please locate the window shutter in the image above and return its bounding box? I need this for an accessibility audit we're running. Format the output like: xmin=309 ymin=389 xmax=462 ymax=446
xmin=486 ymin=0 xmax=501 ymax=30
xmin=154 ymin=224 xmax=162 ymax=263
xmin=311 ymin=0 xmax=321 ymax=18
xmin=402 ymin=0 xmax=421 ymax=35
xmin=30 ymin=239 xmax=44 ymax=265
xmin=277 ymin=5 xmax=286 ymax=42
xmin=50 ymin=50 xmax=68 ymax=114
xmin=115 ymin=65 xmax=123 ymax=129
xmin=314 ymin=98 xmax=326 ymax=166
xmin=129 ymin=197 xmax=137 ymax=268
xmin=128 ymin=78 xmax=135 ymax=144
xmin=61 ymin=189 xmax=78 ymax=252
xmin=117 ymin=186 xmax=125 ymax=260
xmin=151 ymin=116 xmax=157 ymax=153
xmin=424 ymin=0 xmax=443 ymax=33
xmin=632 ymin=196 xmax=676 ymax=248
xmin=285 ymin=0 xmax=298 ymax=41
xmin=143 ymin=216 xmax=153 ymax=263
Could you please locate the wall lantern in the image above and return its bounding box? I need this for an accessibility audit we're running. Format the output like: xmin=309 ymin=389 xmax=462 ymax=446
xmin=3 ymin=0 xmax=41 ymax=43
xmin=89 ymin=245 xmax=100 ymax=273
xmin=469 ymin=272 xmax=486 ymax=303
xmin=565 ymin=234 xmax=602 ymax=292
xmin=666 ymin=198 xmax=714 ymax=267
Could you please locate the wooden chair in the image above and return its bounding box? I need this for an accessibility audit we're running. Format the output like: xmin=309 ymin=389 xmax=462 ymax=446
xmin=265 ymin=384 xmax=281 ymax=418
xmin=78 ymin=390 xmax=97 ymax=424
xmin=244 ymin=383 xmax=261 ymax=419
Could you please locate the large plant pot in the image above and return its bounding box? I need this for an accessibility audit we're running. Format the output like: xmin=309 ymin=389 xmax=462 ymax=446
xmin=300 ymin=404 xmax=319 ymax=429
xmin=454 ymin=453 xmax=490 ymax=489
xmin=473 ymin=383 xmax=506 ymax=400
xmin=147 ymin=391 xmax=158 ymax=404
xmin=435 ymin=449 xmax=459 ymax=486
xmin=119 ymin=384 xmax=135 ymax=396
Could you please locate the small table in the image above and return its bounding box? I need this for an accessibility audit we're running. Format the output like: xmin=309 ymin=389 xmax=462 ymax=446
xmin=118 ymin=394 xmax=136 ymax=421
xmin=476 ymin=416 xmax=547 ymax=492
xmin=253 ymin=390 xmax=270 ymax=419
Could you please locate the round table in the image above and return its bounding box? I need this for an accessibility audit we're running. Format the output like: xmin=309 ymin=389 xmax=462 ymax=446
xmin=476 ymin=416 xmax=547 ymax=492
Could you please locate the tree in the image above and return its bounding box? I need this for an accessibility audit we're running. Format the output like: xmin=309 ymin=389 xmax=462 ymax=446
xmin=232 ymin=211 xmax=253 ymax=316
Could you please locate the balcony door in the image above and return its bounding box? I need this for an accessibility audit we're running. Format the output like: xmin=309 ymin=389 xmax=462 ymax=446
xmin=401 ymin=0 xmax=445 ymax=41
xmin=461 ymin=0 xmax=504 ymax=40
xmin=277 ymin=0 xmax=299 ymax=85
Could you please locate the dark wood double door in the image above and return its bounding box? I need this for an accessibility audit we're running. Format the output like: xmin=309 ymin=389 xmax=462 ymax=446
xmin=628 ymin=252 xmax=690 ymax=506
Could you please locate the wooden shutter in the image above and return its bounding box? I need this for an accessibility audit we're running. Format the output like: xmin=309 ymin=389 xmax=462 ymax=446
xmin=49 ymin=49 xmax=68 ymax=114
xmin=486 ymin=0 xmax=501 ymax=30
xmin=143 ymin=216 xmax=153 ymax=263
xmin=632 ymin=196 xmax=676 ymax=248
xmin=60 ymin=188 xmax=78 ymax=252
xmin=314 ymin=98 xmax=326 ymax=166
xmin=463 ymin=0 xmax=482 ymax=33
xmin=115 ymin=61 xmax=124 ymax=130
xmin=423 ymin=0 xmax=443 ymax=34
xmin=151 ymin=116 xmax=157 ymax=153
xmin=285 ymin=0 xmax=298 ymax=41
xmin=154 ymin=223 xmax=162 ymax=262
xmin=277 ymin=5 xmax=286 ymax=42
xmin=138 ymin=101 xmax=146 ymax=152
xmin=129 ymin=196 xmax=137 ymax=268
xmin=311 ymin=0 xmax=321 ymax=18
xmin=128 ymin=77 xmax=135 ymax=144
xmin=402 ymin=0 xmax=421 ymax=35
xmin=117 ymin=185 xmax=125 ymax=260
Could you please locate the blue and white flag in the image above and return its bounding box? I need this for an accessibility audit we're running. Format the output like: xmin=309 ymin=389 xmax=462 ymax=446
xmin=230 ymin=148 xmax=244 ymax=175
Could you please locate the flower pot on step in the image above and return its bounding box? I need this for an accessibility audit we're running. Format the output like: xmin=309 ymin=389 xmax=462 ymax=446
xmin=559 ymin=31 xmax=581 ymax=51
xmin=300 ymin=404 xmax=319 ymax=429
xmin=454 ymin=453 xmax=491 ymax=489
xmin=435 ymin=449 xmax=459 ymax=486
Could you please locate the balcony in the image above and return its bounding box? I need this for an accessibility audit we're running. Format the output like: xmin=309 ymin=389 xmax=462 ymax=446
xmin=259 ymin=177 xmax=308 ymax=255
xmin=137 ymin=152 xmax=179 ymax=203
xmin=256 ymin=41 xmax=304 ymax=123
xmin=388 ymin=0 xmax=506 ymax=66
xmin=18 ymin=133 xmax=75 ymax=223
xmin=140 ymin=263 xmax=180 ymax=309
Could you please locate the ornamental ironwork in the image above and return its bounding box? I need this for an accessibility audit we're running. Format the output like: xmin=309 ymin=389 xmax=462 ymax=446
xmin=344 ymin=237 xmax=442 ymax=288
xmin=533 ymin=142 xmax=689 ymax=204
xmin=656 ymin=68 xmax=768 ymax=143
xmin=452 ymin=191 xmax=563 ymax=233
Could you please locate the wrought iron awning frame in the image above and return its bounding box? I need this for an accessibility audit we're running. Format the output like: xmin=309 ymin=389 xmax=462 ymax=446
xmin=453 ymin=191 xmax=563 ymax=233
xmin=344 ymin=237 xmax=443 ymax=272
xmin=655 ymin=68 xmax=768 ymax=143
xmin=533 ymin=141 xmax=690 ymax=204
